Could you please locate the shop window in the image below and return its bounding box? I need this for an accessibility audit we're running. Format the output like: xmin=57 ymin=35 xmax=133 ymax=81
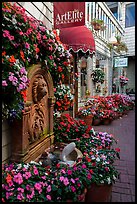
xmin=125 ymin=3 xmax=135 ymax=27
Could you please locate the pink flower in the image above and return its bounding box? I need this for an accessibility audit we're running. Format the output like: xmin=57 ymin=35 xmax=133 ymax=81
xmin=19 ymin=31 xmax=24 ymax=35
xmin=43 ymin=35 xmax=47 ymax=39
xmin=33 ymin=167 xmax=38 ymax=175
xmin=34 ymin=183 xmax=42 ymax=192
xmin=71 ymin=186 xmax=76 ymax=192
xmin=87 ymin=173 xmax=92 ymax=179
xmin=105 ymin=167 xmax=109 ymax=172
xmin=13 ymin=173 xmax=23 ymax=184
xmin=71 ymin=178 xmax=75 ymax=183
xmin=17 ymin=193 xmax=24 ymax=200
xmin=3 ymin=30 xmax=10 ymax=37
xmin=67 ymin=170 xmax=72 ymax=175
xmin=47 ymin=185 xmax=51 ymax=192
xmin=63 ymin=177 xmax=69 ymax=186
xmin=2 ymin=80 xmax=8 ymax=86
xmin=26 ymin=28 xmax=32 ymax=35
xmin=77 ymin=183 xmax=81 ymax=187
xmin=82 ymin=164 xmax=86 ymax=169
xmin=17 ymin=187 xmax=24 ymax=193
xmin=46 ymin=195 xmax=51 ymax=200
xmin=49 ymin=55 xmax=53 ymax=60
xmin=23 ymin=171 xmax=31 ymax=179
xmin=59 ymin=176 xmax=64 ymax=181
xmin=6 ymin=192 xmax=13 ymax=200
xmin=25 ymin=42 xmax=30 ymax=49
xmin=46 ymin=195 xmax=51 ymax=201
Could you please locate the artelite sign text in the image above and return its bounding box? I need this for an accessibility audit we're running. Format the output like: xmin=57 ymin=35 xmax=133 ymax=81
xmin=54 ymin=2 xmax=85 ymax=29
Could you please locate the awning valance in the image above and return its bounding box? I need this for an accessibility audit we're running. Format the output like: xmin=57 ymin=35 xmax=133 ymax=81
xmin=59 ymin=25 xmax=96 ymax=54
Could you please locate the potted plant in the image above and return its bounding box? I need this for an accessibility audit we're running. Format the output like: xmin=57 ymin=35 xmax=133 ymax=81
xmin=91 ymin=68 xmax=105 ymax=84
xmin=76 ymin=106 xmax=95 ymax=126
xmin=54 ymin=84 xmax=74 ymax=113
xmin=91 ymin=19 xmax=105 ymax=31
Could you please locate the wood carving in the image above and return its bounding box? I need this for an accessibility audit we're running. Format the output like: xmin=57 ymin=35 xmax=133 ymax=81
xmin=28 ymin=75 xmax=48 ymax=143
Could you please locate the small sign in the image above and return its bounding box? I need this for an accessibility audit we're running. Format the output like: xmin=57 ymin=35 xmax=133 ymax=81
xmin=114 ymin=57 xmax=128 ymax=68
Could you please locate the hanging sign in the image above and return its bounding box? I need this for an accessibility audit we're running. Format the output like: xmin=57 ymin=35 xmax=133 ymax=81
xmin=54 ymin=2 xmax=85 ymax=29
xmin=114 ymin=57 xmax=128 ymax=68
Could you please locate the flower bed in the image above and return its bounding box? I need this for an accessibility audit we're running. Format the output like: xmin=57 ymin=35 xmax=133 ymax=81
xmin=79 ymin=94 xmax=135 ymax=123
xmin=2 ymin=113 xmax=121 ymax=202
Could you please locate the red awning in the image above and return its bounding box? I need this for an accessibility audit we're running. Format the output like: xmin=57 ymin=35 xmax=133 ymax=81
xmin=59 ymin=25 xmax=96 ymax=54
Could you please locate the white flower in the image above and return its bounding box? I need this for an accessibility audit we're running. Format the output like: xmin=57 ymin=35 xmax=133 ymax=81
xmin=17 ymin=163 xmax=22 ymax=169
xmin=107 ymin=177 xmax=111 ymax=184
xmin=100 ymin=180 xmax=104 ymax=184
xmin=30 ymin=160 xmax=40 ymax=165
xmin=113 ymin=175 xmax=117 ymax=180
xmin=96 ymin=157 xmax=100 ymax=162
xmin=23 ymin=163 xmax=30 ymax=169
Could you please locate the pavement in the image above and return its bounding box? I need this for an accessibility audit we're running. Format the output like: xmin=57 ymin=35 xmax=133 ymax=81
xmin=92 ymin=109 xmax=135 ymax=202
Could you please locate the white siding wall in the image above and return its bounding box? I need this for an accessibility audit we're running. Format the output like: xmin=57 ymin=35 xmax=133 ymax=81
xmin=2 ymin=2 xmax=53 ymax=163
xmin=121 ymin=2 xmax=135 ymax=56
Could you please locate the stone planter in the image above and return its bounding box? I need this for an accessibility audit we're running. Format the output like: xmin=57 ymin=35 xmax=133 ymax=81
xmin=67 ymin=188 xmax=87 ymax=202
xmin=102 ymin=118 xmax=111 ymax=125
xmin=85 ymin=183 xmax=112 ymax=202
xmin=81 ymin=115 xmax=93 ymax=126
xmin=93 ymin=118 xmax=101 ymax=126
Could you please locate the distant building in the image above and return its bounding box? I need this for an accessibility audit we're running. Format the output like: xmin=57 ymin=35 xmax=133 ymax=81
xmin=106 ymin=2 xmax=135 ymax=93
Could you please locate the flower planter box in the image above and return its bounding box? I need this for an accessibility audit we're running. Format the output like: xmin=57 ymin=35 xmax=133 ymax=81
xmin=85 ymin=183 xmax=112 ymax=202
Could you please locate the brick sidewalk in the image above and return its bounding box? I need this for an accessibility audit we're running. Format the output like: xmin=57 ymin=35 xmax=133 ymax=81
xmin=92 ymin=110 xmax=135 ymax=202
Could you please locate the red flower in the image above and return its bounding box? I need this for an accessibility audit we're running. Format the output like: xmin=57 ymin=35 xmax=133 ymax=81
xmin=58 ymin=66 xmax=63 ymax=72
xmin=115 ymin=148 xmax=120 ymax=152
xmin=56 ymin=101 xmax=62 ymax=106
xmin=89 ymin=169 xmax=94 ymax=174
xmin=21 ymin=89 xmax=27 ymax=102
xmin=6 ymin=173 xmax=12 ymax=183
xmin=8 ymin=55 xmax=16 ymax=63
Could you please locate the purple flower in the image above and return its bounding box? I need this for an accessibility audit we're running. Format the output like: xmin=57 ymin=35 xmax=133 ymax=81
xmin=2 ymin=80 xmax=8 ymax=86
xmin=20 ymin=76 xmax=28 ymax=83
xmin=20 ymin=67 xmax=27 ymax=75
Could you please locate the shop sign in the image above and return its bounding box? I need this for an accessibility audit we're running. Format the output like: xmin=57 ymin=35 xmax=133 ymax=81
xmin=54 ymin=2 xmax=85 ymax=29
xmin=114 ymin=57 xmax=128 ymax=68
